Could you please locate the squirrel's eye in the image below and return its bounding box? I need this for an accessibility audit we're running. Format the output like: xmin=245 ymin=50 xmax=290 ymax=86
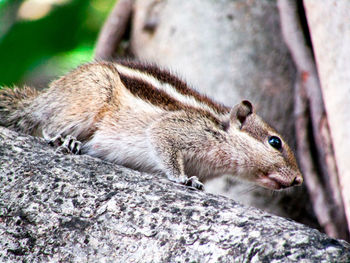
xmin=268 ymin=136 xmax=282 ymax=150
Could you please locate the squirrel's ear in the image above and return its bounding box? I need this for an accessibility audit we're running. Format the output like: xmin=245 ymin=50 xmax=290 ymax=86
xmin=229 ymin=100 xmax=253 ymax=127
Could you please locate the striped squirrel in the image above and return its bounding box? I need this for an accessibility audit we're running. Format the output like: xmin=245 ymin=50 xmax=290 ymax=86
xmin=0 ymin=60 xmax=303 ymax=190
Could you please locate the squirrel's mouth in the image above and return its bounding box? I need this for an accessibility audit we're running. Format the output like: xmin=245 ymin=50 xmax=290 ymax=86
xmin=256 ymin=173 xmax=290 ymax=190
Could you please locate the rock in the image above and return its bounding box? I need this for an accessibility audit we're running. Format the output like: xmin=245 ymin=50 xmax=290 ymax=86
xmin=0 ymin=126 xmax=349 ymax=262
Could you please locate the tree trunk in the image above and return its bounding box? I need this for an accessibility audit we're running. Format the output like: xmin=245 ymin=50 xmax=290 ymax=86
xmin=303 ymin=0 xmax=350 ymax=234
xmin=277 ymin=0 xmax=348 ymax=240
xmin=1 ymin=127 xmax=349 ymax=262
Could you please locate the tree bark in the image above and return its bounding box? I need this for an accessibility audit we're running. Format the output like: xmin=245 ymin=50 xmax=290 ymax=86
xmin=277 ymin=0 xmax=348 ymax=240
xmin=94 ymin=0 xmax=133 ymax=60
xmin=0 ymin=127 xmax=349 ymax=262
xmin=303 ymin=0 xmax=350 ymax=234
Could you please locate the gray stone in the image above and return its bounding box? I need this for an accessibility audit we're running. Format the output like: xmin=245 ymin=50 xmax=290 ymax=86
xmin=0 ymin=127 xmax=349 ymax=262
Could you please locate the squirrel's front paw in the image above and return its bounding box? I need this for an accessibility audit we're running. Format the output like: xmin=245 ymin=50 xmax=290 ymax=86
xmin=46 ymin=133 xmax=81 ymax=155
xmin=185 ymin=176 xmax=204 ymax=190
xmin=175 ymin=176 xmax=203 ymax=190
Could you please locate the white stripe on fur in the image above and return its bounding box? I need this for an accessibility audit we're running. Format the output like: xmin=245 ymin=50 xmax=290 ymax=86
xmin=116 ymin=64 xmax=223 ymax=118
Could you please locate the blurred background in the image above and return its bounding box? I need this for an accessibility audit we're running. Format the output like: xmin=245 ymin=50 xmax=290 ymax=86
xmin=0 ymin=0 xmax=114 ymax=88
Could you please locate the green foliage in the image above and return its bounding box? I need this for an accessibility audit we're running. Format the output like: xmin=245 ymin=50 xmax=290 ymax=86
xmin=0 ymin=0 xmax=115 ymax=87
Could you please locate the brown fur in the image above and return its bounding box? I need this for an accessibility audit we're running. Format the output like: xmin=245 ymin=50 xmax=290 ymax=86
xmin=117 ymin=60 xmax=229 ymax=114
xmin=118 ymin=71 xmax=223 ymax=127
xmin=0 ymin=86 xmax=39 ymax=132
xmin=0 ymin=61 xmax=303 ymax=190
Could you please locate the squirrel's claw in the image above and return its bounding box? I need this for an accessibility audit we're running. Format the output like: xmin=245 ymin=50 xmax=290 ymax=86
xmin=45 ymin=132 xmax=81 ymax=155
xmin=184 ymin=176 xmax=204 ymax=190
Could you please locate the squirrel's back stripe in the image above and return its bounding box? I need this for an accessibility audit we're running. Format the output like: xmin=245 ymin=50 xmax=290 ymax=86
xmin=117 ymin=71 xmax=222 ymax=125
xmin=118 ymin=72 xmax=185 ymax=112
xmin=114 ymin=61 xmax=229 ymax=119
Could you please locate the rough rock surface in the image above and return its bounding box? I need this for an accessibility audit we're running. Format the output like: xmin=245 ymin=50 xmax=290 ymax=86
xmin=0 ymin=127 xmax=349 ymax=263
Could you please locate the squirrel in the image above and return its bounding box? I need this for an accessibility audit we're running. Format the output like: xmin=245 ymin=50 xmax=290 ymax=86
xmin=0 ymin=60 xmax=303 ymax=190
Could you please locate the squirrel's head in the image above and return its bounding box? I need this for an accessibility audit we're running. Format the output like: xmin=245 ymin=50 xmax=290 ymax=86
xmin=226 ymin=100 xmax=303 ymax=190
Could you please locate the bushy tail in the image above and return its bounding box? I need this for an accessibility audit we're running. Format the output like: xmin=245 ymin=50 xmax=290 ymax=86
xmin=0 ymin=86 xmax=39 ymax=132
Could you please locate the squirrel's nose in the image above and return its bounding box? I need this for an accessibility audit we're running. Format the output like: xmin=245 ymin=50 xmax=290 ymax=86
xmin=291 ymin=175 xmax=303 ymax=186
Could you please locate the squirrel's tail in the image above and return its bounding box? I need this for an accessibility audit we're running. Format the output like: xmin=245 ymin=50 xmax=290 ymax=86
xmin=0 ymin=86 xmax=39 ymax=132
